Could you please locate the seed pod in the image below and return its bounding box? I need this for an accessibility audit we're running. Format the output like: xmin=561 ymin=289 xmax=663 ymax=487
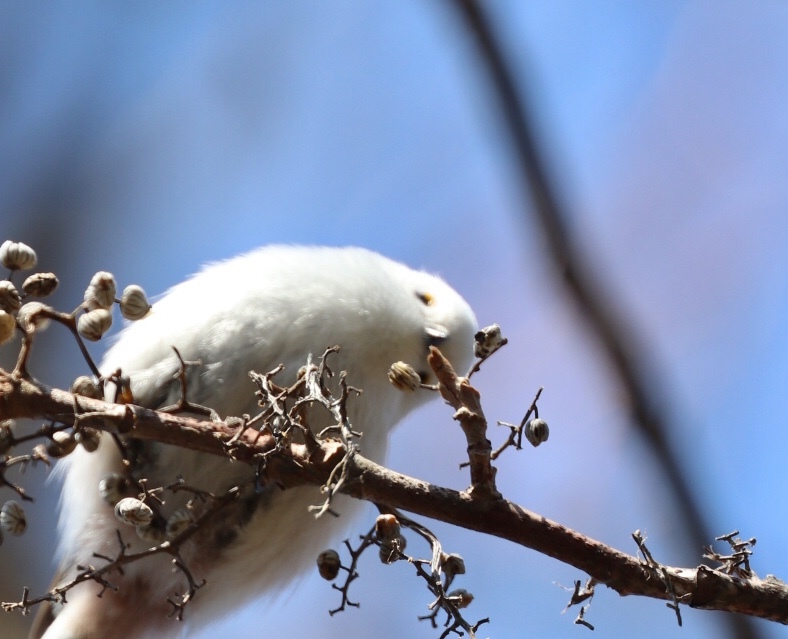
xmin=0 ymin=500 xmax=27 ymax=536
xmin=316 ymin=549 xmax=341 ymax=580
xmin=375 ymin=514 xmax=401 ymax=542
xmin=447 ymin=588 xmax=474 ymax=609
xmin=0 ymin=421 xmax=14 ymax=455
xmin=83 ymin=271 xmax=116 ymax=310
xmin=0 ymin=310 xmax=14 ymax=345
xmin=22 ymin=272 xmax=59 ymax=297
xmin=166 ymin=508 xmax=195 ymax=538
xmin=70 ymin=375 xmax=102 ymax=399
xmin=0 ymin=280 xmax=22 ymax=312
xmin=0 ymin=241 xmax=37 ymax=271
xmin=99 ymin=473 xmax=129 ymax=505
xmin=388 ymin=361 xmax=421 ymax=391
xmin=75 ymin=427 xmax=101 ymax=453
xmin=525 ymin=418 xmax=549 ymax=447
xmin=16 ymin=302 xmax=51 ymax=332
xmin=120 ymin=285 xmax=151 ymax=320
xmin=47 ymin=431 xmax=77 ymax=458
xmin=77 ymin=308 xmax=112 ymax=341
xmin=441 ymin=553 xmax=466 ymax=580
xmin=115 ymin=497 xmax=153 ymax=526
xmin=136 ymin=521 xmax=166 ymax=544
xmin=474 ymin=323 xmax=507 ymax=359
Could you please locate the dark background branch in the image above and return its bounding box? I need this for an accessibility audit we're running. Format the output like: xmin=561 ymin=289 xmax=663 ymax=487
xmin=450 ymin=2 xmax=761 ymax=638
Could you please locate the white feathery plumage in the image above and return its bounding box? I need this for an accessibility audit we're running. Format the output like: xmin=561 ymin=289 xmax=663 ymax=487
xmin=35 ymin=246 xmax=477 ymax=639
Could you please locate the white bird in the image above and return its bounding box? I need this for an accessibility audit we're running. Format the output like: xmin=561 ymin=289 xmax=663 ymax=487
xmin=33 ymin=246 xmax=477 ymax=639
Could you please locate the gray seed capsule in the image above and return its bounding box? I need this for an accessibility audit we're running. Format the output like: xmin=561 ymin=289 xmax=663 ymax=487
xmin=388 ymin=361 xmax=421 ymax=391
xmin=0 ymin=500 xmax=27 ymax=536
xmin=0 ymin=280 xmax=22 ymax=313
xmin=0 ymin=311 xmax=14 ymax=346
xmin=77 ymin=308 xmax=112 ymax=341
xmin=119 ymin=285 xmax=151 ymax=320
xmin=114 ymin=497 xmax=153 ymax=526
xmin=99 ymin=473 xmax=129 ymax=505
xmin=22 ymin=272 xmax=59 ymax=297
xmin=84 ymin=271 xmax=116 ymax=310
xmin=0 ymin=240 xmax=37 ymax=271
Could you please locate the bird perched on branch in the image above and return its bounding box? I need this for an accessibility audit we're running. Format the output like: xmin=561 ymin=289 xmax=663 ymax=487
xmin=33 ymin=245 xmax=477 ymax=639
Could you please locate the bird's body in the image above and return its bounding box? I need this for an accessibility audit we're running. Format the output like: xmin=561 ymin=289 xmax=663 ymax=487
xmin=35 ymin=246 xmax=476 ymax=639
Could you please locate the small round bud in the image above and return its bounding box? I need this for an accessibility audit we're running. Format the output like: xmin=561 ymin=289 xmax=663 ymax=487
xmin=378 ymin=537 xmax=406 ymax=564
xmin=474 ymin=323 xmax=507 ymax=359
xmin=115 ymin=497 xmax=153 ymax=526
xmin=70 ymin=375 xmax=102 ymax=399
xmin=447 ymin=588 xmax=474 ymax=609
xmin=16 ymin=302 xmax=51 ymax=332
xmin=166 ymin=509 xmax=195 ymax=538
xmin=388 ymin=361 xmax=421 ymax=391
xmin=0 ymin=500 xmax=27 ymax=536
xmin=136 ymin=521 xmax=166 ymax=544
xmin=525 ymin=418 xmax=549 ymax=447
xmin=375 ymin=514 xmax=401 ymax=542
xmin=75 ymin=427 xmax=101 ymax=453
xmin=99 ymin=473 xmax=129 ymax=505
xmin=0 ymin=241 xmax=37 ymax=271
xmin=441 ymin=552 xmax=466 ymax=579
xmin=22 ymin=272 xmax=59 ymax=298
xmin=0 ymin=421 xmax=14 ymax=455
xmin=120 ymin=285 xmax=151 ymax=320
xmin=0 ymin=310 xmax=15 ymax=345
xmin=316 ymin=549 xmax=341 ymax=580
xmin=47 ymin=431 xmax=77 ymax=458
xmin=84 ymin=271 xmax=116 ymax=310
xmin=77 ymin=308 xmax=112 ymax=341
xmin=0 ymin=281 xmax=22 ymax=313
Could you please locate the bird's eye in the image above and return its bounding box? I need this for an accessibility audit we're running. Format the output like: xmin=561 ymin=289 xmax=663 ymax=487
xmin=415 ymin=291 xmax=434 ymax=306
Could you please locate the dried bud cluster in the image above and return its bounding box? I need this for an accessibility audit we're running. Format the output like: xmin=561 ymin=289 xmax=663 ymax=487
xmin=474 ymin=323 xmax=507 ymax=359
xmin=0 ymin=241 xmax=37 ymax=271
xmin=78 ymin=272 xmax=150 ymax=342
xmin=388 ymin=361 xmax=421 ymax=391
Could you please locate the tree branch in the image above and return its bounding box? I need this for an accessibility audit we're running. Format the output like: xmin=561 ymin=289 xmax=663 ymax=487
xmin=2 ymin=366 xmax=786 ymax=625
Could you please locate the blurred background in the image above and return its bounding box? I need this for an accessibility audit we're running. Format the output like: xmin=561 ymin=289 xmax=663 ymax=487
xmin=1 ymin=1 xmax=787 ymax=637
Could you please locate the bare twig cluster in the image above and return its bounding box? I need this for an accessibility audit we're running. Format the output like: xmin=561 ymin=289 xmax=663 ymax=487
xmin=0 ymin=238 xmax=787 ymax=635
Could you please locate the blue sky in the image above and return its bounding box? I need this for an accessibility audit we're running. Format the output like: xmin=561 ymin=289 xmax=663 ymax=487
xmin=1 ymin=2 xmax=787 ymax=638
